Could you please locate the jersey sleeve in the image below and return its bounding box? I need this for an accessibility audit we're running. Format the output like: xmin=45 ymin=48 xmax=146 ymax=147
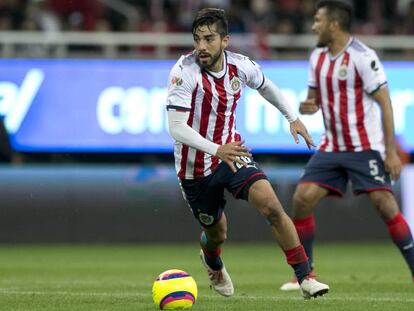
xmin=357 ymin=49 xmax=387 ymax=95
xmin=166 ymin=58 xmax=196 ymax=111
xmin=308 ymin=50 xmax=318 ymax=89
xmin=241 ymin=57 xmax=265 ymax=89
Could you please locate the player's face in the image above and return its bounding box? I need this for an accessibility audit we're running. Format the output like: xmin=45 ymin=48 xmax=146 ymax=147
xmin=193 ymin=24 xmax=229 ymax=71
xmin=312 ymin=8 xmax=333 ymax=47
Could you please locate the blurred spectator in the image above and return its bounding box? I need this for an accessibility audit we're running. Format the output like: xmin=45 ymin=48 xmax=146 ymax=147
xmin=0 ymin=0 xmax=25 ymax=30
xmin=299 ymin=0 xmax=318 ymax=34
xmin=0 ymin=0 xmax=413 ymax=35
xmin=48 ymin=0 xmax=104 ymax=31
xmin=274 ymin=0 xmax=303 ymax=33
xmin=249 ymin=0 xmax=274 ymax=32
xmin=26 ymin=0 xmax=61 ymax=32
xmin=400 ymin=0 xmax=414 ymax=34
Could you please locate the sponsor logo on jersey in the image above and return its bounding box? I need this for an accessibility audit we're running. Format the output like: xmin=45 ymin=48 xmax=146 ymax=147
xmin=371 ymin=60 xmax=379 ymax=71
xmin=171 ymin=76 xmax=183 ymax=87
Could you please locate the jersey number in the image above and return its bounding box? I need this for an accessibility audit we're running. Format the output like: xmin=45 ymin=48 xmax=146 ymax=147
xmin=234 ymin=156 xmax=254 ymax=170
xmin=369 ymin=159 xmax=379 ymax=176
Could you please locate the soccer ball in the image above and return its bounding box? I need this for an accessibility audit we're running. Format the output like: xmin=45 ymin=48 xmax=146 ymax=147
xmin=152 ymin=269 xmax=198 ymax=310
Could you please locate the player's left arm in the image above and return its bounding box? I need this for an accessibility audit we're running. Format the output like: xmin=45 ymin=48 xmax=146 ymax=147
xmin=372 ymin=87 xmax=402 ymax=181
xmin=242 ymin=57 xmax=314 ymax=149
xmin=257 ymin=77 xmax=315 ymax=149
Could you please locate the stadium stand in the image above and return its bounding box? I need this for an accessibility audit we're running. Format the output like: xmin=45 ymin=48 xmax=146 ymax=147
xmin=0 ymin=0 xmax=414 ymax=59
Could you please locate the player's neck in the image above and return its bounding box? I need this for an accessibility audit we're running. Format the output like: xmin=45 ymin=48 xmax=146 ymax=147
xmin=329 ymin=33 xmax=351 ymax=57
xmin=209 ymin=52 xmax=225 ymax=72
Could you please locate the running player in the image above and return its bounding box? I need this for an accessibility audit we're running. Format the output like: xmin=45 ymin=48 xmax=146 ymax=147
xmin=280 ymin=0 xmax=414 ymax=291
xmin=166 ymin=8 xmax=329 ymax=299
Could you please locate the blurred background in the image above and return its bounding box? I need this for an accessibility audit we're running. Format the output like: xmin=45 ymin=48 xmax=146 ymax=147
xmin=0 ymin=0 xmax=413 ymax=244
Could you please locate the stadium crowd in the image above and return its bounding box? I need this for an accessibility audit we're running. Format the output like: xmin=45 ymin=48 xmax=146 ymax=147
xmin=0 ymin=0 xmax=414 ymax=35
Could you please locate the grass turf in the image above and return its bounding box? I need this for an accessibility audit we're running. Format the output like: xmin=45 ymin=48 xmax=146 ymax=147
xmin=0 ymin=243 xmax=413 ymax=310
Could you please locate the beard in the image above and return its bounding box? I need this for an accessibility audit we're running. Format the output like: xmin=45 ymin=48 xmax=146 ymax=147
xmin=316 ymin=41 xmax=327 ymax=47
xmin=196 ymin=48 xmax=223 ymax=70
xmin=315 ymin=32 xmax=331 ymax=47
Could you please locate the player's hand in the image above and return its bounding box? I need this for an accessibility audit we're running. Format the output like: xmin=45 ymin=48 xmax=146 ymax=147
xmin=290 ymin=118 xmax=315 ymax=150
xmin=299 ymin=98 xmax=319 ymax=115
xmin=384 ymin=150 xmax=402 ymax=181
xmin=216 ymin=140 xmax=252 ymax=173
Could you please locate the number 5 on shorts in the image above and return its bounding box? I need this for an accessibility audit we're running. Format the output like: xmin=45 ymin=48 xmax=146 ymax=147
xmin=369 ymin=159 xmax=379 ymax=176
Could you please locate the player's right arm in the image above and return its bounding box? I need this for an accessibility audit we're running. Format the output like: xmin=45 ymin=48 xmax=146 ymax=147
xmin=300 ymin=49 xmax=321 ymax=115
xmin=166 ymin=58 xmax=251 ymax=172
xmin=299 ymin=88 xmax=319 ymax=115
xmin=167 ymin=110 xmax=251 ymax=172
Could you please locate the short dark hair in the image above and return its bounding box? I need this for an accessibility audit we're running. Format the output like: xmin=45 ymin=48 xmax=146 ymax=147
xmin=192 ymin=8 xmax=228 ymax=38
xmin=316 ymin=0 xmax=353 ymax=32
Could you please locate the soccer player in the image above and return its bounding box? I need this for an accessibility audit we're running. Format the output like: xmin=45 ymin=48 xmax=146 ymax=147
xmin=166 ymin=8 xmax=329 ymax=299
xmin=280 ymin=0 xmax=414 ymax=291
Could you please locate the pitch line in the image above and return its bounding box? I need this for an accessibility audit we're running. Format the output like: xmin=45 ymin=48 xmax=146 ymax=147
xmin=0 ymin=289 xmax=413 ymax=303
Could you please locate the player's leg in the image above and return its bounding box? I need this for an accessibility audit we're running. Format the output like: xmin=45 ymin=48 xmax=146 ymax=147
xmin=199 ymin=212 xmax=234 ymax=296
xmin=279 ymin=183 xmax=328 ymax=291
xmin=292 ymin=183 xmax=329 ymax=271
xmin=369 ymin=190 xmax=414 ymax=281
xmin=347 ymin=150 xmax=414 ymax=281
xmin=292 ymin=152 xmax=346 ymax=266
xmin=248 ymin=179 xmax=329 ymax=298
xmin=200 ymin=212 xmax=227 ymax=271
xmin=180 ymin=169 xmax=234 ymax=296
xmin=248 ymin=179 xmax=302 ymax=250
xmin=281 ymin=152 xmax=346 ymax=291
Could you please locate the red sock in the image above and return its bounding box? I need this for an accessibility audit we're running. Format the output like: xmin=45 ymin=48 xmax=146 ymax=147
xmin=199 ymin=231 xmax=223 ymax=270
xmin=284 ymin=245 xmax=308 ymax=265
xmin=385 ymin=213 xmax=414 ymax=276
xmin=293 ymin=215 xmax=315 ymax=241
xmin=284 ymin=245 xmax=310 ymax=284
xmin=293 ymin=215 xmax=315 ymax=267
xmin=386 ymin=213 xmax=411 ymax=242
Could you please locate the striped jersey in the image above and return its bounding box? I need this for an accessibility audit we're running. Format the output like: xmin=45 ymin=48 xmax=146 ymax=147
xmin=309 ymin=37 xmax=387 ymax=154
xmin=166 ymin=50 xmax=264 ymax=179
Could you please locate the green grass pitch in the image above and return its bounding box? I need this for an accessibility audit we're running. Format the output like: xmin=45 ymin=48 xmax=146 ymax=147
xmin=0 ymin=243 xmax=413 ymax=310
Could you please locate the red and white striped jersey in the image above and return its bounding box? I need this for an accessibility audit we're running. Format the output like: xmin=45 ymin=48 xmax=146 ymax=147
xmin=167 ymin=50 xmax=264 ymax=179
xmin=309 ymin=38 xmax=387 ymax=154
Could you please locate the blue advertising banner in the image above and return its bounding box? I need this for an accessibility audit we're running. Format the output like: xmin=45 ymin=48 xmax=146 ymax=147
xmin=0 ymin=59 xmax=413 ymax=152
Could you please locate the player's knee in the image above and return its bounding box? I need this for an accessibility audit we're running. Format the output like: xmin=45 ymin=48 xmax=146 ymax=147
xmin=208 ymin=233 xmax=227 ymax=245
xmin=370 ymin=191 xmax=399 ymax=219
xmin=259 ymin=198 xmax=284 ymax=224
xmin=292 ymin=190 xmax=313 ymax=210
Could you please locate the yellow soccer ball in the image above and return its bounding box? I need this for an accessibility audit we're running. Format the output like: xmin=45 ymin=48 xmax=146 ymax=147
xmin=152 ymin=269 xmax=198 ymax=310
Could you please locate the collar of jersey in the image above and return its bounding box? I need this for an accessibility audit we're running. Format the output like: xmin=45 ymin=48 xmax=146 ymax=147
xmin=203 ymin=50 xmax=228 ymax=80
xmin=327 ymin=37 xmax=354 ymax=61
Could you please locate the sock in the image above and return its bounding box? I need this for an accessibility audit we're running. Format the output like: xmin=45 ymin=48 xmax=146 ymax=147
xmin=293 ymin=215 xmax=315 ymax=268
xmin=385 ymin=213 xmax=414 ymax=277
xmin=200 ymin=231 xmax=223 ymax=271
xmin=284 ymin=245 xmax=310 ymax=284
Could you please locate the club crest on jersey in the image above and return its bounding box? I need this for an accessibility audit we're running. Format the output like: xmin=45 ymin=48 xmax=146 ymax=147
xmin=199 ymin=213 xmax=214 ymax=226
xmin=230 ymin=77 xmax=241 ymax=92
xmin=171 ymin=76 xmax=183 ymax=87
xmin=338 ymin=64 xmax=348 ymax=80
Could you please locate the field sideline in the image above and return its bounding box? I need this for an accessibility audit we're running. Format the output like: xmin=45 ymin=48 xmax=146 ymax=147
xmin=0 ymin=243 xmax=413 ymax=310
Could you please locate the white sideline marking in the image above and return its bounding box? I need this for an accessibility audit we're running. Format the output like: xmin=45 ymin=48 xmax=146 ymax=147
xmin=0 ymin=289 xmax=414 ymax=303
